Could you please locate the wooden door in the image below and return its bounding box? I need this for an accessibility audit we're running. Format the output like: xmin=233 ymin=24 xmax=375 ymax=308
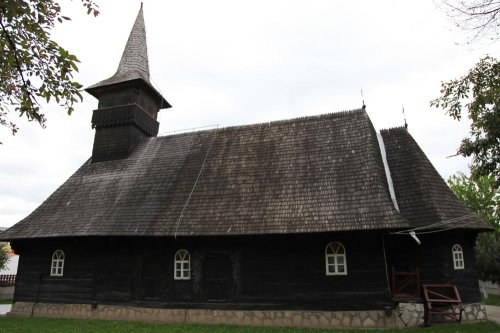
xmin=141 ymin=258 xmax=162 ymax=299
xmin=204 ymin=253 xmax=232 ymax=302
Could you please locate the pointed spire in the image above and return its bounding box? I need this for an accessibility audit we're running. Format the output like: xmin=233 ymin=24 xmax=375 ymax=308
xmin=115 ymin=3 xmax=149 ymax=82
xmin=85 ymin=3 xmax=170 ymax=111
xmin=87 ymin=3 xmax=151 ymax=88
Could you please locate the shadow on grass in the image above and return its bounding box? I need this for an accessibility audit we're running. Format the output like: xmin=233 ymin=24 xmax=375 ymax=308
xmin=0 ymin=317 xmax=498 ymax=333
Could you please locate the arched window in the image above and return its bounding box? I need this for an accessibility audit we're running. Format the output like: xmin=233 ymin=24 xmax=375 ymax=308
xmin=325 ymin=242 xmax=347 ymax=275
xmin=174 ymin=249 xmax=191 ymax=280
xmin=452 ymin=244 xmax=464 ymax=270
xmin=50 ymin=250 xmax=65 ymax=276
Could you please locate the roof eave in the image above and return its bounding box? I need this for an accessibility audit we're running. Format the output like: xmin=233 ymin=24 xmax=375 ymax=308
xmin=85 ymin=77 xmax=171 ymax=110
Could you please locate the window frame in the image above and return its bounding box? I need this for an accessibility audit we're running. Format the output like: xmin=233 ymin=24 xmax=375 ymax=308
xmin=174 ymin=249 xmax=191 ymax=280
xmin=325 ymin=242 xmax=347 ymax=276
xmin=50 ymin=250 xmax=65 ymax=277
xmin=452 ymin=244 xmax=464 ymax=270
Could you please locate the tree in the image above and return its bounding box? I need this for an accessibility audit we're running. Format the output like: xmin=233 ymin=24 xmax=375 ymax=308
xmin=475 ymin=232 xmax=500 ymax=284
xmin=448 ymin=172 xmax=500 ymax=283
xmin=431 ymin=56 xmax=500 ymax=188
xmin=441 ymin=0 xmax=500 ymax=42
xmin=0 ymin=0 xmax=99 ymax=139
xmin=448 ymin=172 xmax=500 ymax=229
xmin=0 ymin=244 xmax=8 ymax=271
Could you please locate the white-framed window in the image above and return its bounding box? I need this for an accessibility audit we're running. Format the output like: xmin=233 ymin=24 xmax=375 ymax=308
xmin=325 ymin=242 xmax=347 ymax=276
xmin=174 ymin=249 xmax=191 ymax=280
xmin=452 ymin=244 xmax=464 ymax=270
xmin=50 ymin=250 xmax=65 ymax=276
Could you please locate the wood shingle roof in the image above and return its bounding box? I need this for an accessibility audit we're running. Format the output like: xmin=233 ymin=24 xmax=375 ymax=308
xmin=85 ymin=4 xmax=170 ymax=109
xmin=381 ymin=127 xmax=490 ymax=231
xmin=87 ymin=4 xmax=149 ymax=89
xmin=3 ymin=109 xmax=414 ymax=240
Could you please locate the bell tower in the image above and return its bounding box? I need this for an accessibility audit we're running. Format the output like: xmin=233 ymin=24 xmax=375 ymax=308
xmin=85 ymin=4 xmax=171 ymax=162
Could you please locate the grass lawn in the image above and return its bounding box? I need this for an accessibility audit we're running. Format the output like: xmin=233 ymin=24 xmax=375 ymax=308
xmin=483 ymin=294 xmax=500 ymax=307
xmin=0 ymin=317 xmax=498 ymax=333
xmin=0 ymin=299 xmax=12 ymax=305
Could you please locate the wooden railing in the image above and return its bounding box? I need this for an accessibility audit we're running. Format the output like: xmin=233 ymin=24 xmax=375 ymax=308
xmin=422 ymin=284 xmax=463 ymax=326
xmin=391 ymin=267 xmax=421 ymax=301
xmin=0 ymin=274 xmax=16 ymax=287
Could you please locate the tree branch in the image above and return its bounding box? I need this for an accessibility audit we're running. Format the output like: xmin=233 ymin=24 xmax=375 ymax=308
xmin=0 ymin=17 xmax=37 ymax=113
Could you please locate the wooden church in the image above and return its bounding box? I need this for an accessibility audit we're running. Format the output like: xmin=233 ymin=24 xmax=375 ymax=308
xmin=1 ymin=5 xmax=492 ymax=328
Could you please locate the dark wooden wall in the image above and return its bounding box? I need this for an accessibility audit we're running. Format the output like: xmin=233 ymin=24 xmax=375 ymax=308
xmin=12 ymin=232 xmax=394 ymax=311
xmin=386 ymin=230 xmax=481 ymax=303
xmin=13 ymin=240 xmax=94 ymax=304
xmin=92 ymin=125 xmax=148 ymax=162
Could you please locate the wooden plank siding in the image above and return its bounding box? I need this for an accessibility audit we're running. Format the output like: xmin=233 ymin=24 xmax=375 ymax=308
xmin=11 ymin=231 xmax=394 ymax=311
xmin=386 ymin=230 xmax=481 ymax=303
xmin=14 ymin=242 xmax=94 ymax=304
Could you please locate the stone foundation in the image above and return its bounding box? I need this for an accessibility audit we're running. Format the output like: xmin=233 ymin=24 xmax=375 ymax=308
xmin=393 ymin=302 xmax=425 ymax=328
xmin=7 ymin=301 xmax=487 ymax=328
xmin=462 ymin=302 xmax=487 ymax=321
xmin=392 ymin=302 xmax=487 ymax=327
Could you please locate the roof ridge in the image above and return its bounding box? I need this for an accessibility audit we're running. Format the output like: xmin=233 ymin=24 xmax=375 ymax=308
xmin=158 ymin=108 xmax=366 ymax=138
xmin=380 ymin=126 xmax=407 ymax=132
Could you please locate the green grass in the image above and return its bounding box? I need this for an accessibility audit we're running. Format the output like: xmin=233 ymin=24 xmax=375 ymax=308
xmin=0 ymin=299 xmax=12 ymax=305
xmin=0 ymin=317 xmax=498 ymax=333
xmin=483 ymin=294 xmax=500 ymax=306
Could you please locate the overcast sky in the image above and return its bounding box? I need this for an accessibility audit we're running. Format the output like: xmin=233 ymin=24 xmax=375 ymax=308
xmin=1 ymin=0 xmax=499 ymax=228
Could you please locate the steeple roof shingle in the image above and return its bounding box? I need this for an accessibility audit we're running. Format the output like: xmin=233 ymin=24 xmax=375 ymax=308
xmin=88 ymin=4 xmax=149 ymax=88
xmin=85 ymin=4 xmax=170 ymax=108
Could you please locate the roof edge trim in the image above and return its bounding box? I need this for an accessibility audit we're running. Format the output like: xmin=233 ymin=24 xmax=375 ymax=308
xmin=376 ymin=132 xmax=400 ymax=212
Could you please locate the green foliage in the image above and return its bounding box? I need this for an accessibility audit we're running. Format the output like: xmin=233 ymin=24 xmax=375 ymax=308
xmin=0 ymin=317 xmax=498 ymax=333
xmin=483 ymin=293 xmax=500 ymax=306
xmin=0 ymin=0 xmax=99 ymax=138
xmin=448 ymin=172 xmax=499 ymax=230
xmin=0 ymin=244 xmax=9 ymax=271
xmin=431 ymin=56 xmax=500 ymax=187
xmin=476 ymin=232 xmax=500 ymax=284
xmin=448 ymin=172 xmax=500 ymax=283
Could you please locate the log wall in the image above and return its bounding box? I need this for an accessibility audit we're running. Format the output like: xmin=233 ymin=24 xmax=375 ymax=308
xmin=11 ymin=231 xmax=392 ymax=311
